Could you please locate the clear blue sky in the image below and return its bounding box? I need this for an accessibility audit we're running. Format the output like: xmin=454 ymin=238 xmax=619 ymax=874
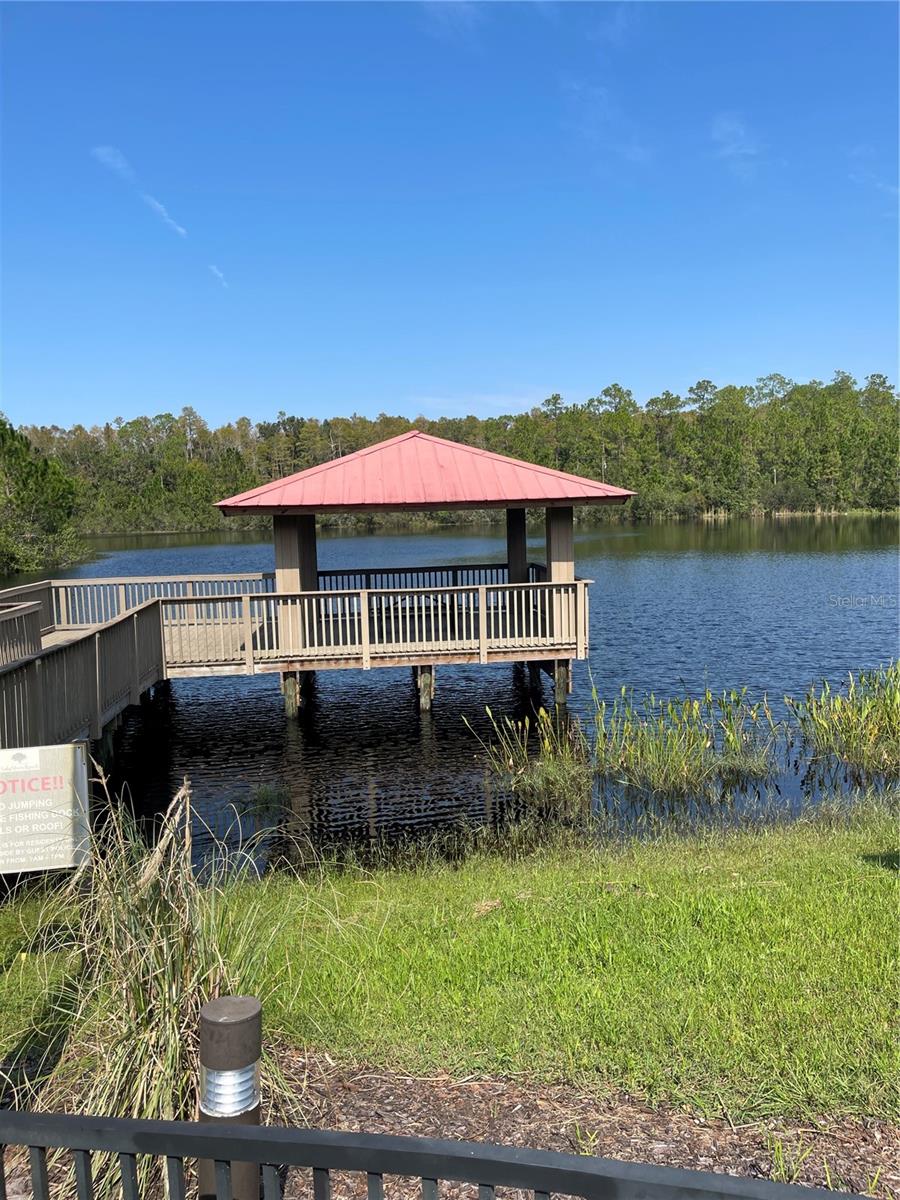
xmin=2 ymin=1 xmax=897 ymax=428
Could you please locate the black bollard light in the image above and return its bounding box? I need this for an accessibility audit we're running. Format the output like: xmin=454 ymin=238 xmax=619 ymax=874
xmin=197 ymin=995 xmax=262 ymax=1200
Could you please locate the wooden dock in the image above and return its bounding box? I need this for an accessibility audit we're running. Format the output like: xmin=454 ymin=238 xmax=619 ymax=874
xmin=0 ymin=564 xmax=590 ymax=749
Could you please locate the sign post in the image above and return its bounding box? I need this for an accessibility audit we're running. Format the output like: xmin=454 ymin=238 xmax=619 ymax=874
xmin=0 ymin=743 xmax=90 ymax=874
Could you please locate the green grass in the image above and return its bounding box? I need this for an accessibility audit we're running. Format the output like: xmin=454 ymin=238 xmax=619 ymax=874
xmin=0 ymin=895 xmax=51 ymax=1062
xmin=2 ymin=796 xmax=897 ymax=1127
xmin=230 ymin=796 xmax=899 ymax=1122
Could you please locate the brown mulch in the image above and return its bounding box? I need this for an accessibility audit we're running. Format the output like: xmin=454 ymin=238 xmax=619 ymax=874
xmin=280 ymin=1050 xmax=900 ymax=1199
xmin=1 ymin=1052 xmax=896 ymax=1197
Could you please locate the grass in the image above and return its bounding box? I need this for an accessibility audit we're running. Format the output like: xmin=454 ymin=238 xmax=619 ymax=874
xmin=482 ymin=667 xmax=898 ymax=810
xmin=224 ymin=793 xmax=898 ymax=1123
xmin=479 ymin=688 xmax=780 ymax=805
xmin=592 ymin=686 xmax=779 ymax=794
xmin=787 ymin=663 xmax=900 ymax=779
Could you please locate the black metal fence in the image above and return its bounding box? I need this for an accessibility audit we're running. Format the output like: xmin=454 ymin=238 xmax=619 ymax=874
xmin=0 ymin=1111 xmax=848 ymax=1200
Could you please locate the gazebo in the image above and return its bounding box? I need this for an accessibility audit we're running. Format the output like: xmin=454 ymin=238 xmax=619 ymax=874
xmin=217 ymin=431 xmax=633 ymax=711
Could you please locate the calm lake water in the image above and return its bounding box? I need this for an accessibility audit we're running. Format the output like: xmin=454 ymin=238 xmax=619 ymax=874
xmin=23 ymin=518 xmax=900 ymax=840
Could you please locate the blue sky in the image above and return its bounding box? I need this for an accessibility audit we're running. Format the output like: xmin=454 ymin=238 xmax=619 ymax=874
xmin=2 ymin=1 xmax=897 ymax=428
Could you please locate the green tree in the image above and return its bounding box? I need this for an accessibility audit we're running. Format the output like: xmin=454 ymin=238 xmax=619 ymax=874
xmin=0 ymin=414 xmax=81 ymax=573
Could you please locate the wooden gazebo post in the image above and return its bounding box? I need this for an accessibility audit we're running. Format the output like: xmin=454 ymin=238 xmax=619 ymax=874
xmin=273 ymin=514 xmax=319 ymax=714
xmin=545 ymin=505 xmax=574 ymax=698
xmin=505 ymin=508 xmax=528 ymax=585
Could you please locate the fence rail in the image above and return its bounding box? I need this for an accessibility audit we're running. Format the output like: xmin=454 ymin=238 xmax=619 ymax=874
xmin=49 ymin=573 xmax=279 ymax=629
xmin=0 ymin=580 xmax=56 ymax=633
xmin=0 ymin=565 xmax=556 ymax=632
xmin=317 ymin=562 xmax=553 ymax=591
xmin=0 ymin=566 xmax=586 ymax=746
xmin=0 ymin=1110 xmax=845 ymax=1200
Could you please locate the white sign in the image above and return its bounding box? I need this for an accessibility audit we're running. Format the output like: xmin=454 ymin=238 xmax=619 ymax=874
xmin=0 ymin=742 xmax=90 ymax=874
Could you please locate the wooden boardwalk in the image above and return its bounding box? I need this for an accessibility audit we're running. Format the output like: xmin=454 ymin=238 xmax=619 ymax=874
xmin=0 ymin=565 xmax=590 ymax=749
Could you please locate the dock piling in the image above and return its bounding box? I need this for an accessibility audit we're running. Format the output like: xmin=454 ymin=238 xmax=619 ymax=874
xmin=414 ymin=664 xmax=436 ymax=712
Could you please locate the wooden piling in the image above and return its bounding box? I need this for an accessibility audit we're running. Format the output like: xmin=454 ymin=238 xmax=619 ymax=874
xmin=282 ymin=672 xmax=300 ymax=718
xmin=414 ymin=664 xmax=436 ymax=712
xmin=552 ymin=659 xmax=571 ymax=703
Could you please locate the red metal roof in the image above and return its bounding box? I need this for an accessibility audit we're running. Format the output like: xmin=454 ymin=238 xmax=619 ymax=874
xmin=217 ymin=431 xmax=635 ymax=514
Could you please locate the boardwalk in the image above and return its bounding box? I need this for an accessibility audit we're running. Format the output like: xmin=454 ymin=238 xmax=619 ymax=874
xmin=0 ymin=565 xmax=590 ymax=749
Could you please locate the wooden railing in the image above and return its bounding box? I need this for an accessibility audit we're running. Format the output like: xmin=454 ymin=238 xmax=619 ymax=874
xmin=0 ymin=602 xmax=43 ymax=667
xmin=0 ymin=574 xmax=588 ymax=746
xmin=161 ymin=580 xmax=590 ymax=675
xmin=0 ymin=579 xmax=56 ymax=633
xmin=0 ymin=601 xmax=165 ymax=749
xmin=49 ymin=572 xmax=278 ymax=628
xmin=316 ymin=563 xmax=538 ymax=591
xmin=0 ymin=565 xmax=554 ymax=631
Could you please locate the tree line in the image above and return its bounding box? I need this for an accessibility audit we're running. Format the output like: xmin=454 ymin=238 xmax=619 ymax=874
xmin=2 ymin=370 xmax=897 ymax=575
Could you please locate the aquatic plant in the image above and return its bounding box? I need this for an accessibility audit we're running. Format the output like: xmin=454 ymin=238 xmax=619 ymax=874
xmin=471 ymin=706 xmax=593 ymax=822
xmin=786 ymin=662 xmax=899 ymax=779
xmin=592 ymin=685 xmax=779 ymax=796
xmin=479 ymin=686 xmax=779 ymax=810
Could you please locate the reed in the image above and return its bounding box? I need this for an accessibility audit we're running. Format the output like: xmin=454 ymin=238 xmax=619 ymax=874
xmin=475 ymin=705 xmax=593 ymax=820
xmin=592 ymin=685 xmax=778 ymax=795
xmin=4 ymin=775 xmax=302 ymax=1197
xmin=480 ymin=686 xmax=778 ymax=808
xmin=786 ymin=662 xmax=899 ymax=778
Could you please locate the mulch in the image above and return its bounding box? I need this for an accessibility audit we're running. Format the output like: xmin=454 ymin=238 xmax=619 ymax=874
xmin=279 ymin=1051 xmax=900 ymax=1200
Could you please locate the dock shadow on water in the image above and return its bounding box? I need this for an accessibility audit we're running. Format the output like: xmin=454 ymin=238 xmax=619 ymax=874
xmin=106 ymin=663 xmax=545 ymax=859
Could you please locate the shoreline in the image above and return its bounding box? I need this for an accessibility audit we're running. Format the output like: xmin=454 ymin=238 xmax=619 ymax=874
xmin=70 ymin=508 xmax=900 ymax=539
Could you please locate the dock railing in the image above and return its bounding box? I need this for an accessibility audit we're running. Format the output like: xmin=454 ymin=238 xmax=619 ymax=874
xmin=0 ymin=600 xmax=165 ymax=748
xmin=49 ymin=572 xmax=279 ymax=629
xmin=160 ymin=579 xmax=590 ymax=675
xmin=26 ymin=564 xmax=555 ymax=630
xmin=0 ymin=566 xmax=587 ymax=745
xmin=0 ymin=580 xmax=57 ymax=634
xmin=0 ymin=601 xmax=43 ymax=667
xmin=0 ymin=1109 xmax=845 ymax=1200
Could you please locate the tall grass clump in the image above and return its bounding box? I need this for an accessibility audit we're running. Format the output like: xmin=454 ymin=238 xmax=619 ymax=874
xmin=480 ymin=687 xmax=779 ymax=812
xmin=473 ymin=706 xmax=593 ymax=823
xmin=786 ymin=663 xmax=899 ymax=778
xmin=7 ymin=778 xmax=301 ymax=1197
xmin=592 ymin=686 xmax=778 ymax=795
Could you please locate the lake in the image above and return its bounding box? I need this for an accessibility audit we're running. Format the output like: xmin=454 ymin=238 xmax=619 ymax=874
xmin=22 ymin=517 xmax=900 ymax=841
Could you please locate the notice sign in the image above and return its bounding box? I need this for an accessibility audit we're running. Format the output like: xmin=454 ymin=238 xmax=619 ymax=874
xmin=0 ymin=743 xmax=90 ymax=874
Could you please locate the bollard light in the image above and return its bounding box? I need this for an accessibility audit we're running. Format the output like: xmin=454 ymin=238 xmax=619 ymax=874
xmin=198 ymin=995 xmax=262 ymax=1200
xmin=199 ymin=1059 xmax=261 ymax=1118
